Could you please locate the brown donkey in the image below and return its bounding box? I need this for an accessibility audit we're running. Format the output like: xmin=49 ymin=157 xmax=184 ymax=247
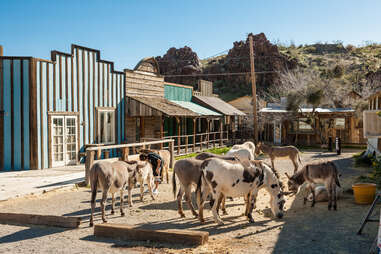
xmin=256 ymin=142 xmax=302 ymax=173
xmin=89 ymin=160 xmax=139 ymax=226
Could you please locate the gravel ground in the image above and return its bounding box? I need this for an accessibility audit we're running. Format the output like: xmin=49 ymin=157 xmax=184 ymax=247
xmin=0 ymin=149 xmax=378 ymax=254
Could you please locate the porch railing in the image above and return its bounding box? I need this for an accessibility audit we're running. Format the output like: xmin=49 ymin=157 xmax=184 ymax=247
xmin=163 ymin=131 xmax=228 ymax=155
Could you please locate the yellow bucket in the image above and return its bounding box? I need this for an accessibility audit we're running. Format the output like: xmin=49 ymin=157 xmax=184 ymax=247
xmin=352 ymin=183 xmax=377 ymax=205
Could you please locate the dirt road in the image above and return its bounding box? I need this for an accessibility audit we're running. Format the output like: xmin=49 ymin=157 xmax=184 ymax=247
xmin=0 ymin=150 xmax=377 ymax=254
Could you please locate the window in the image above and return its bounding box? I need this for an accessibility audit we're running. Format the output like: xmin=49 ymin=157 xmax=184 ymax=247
xmin=298 ymin=118 xmax=314 ymax=133
xmin=97 ymin=108 xmax=116 ymax=144
xmin=335 ymin=118 xmax=345 ymax=129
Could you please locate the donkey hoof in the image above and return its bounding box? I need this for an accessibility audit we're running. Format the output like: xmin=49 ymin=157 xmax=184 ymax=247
xmin=193 ymin=213 xmax=199 ymax=218
xmin=333 ymin=205 xmax=337 ymax=211
xmin=199 ymin=219 xmax=205 ymax=224
xmin=217 ymin=221 xmax=225 ymax=226
xmin=179 ymin=213 xmax=186 ymax=218
xmin=328 ymin=205 xmax=332 ymax=211
xmin=121 ymin=212 xmax=125 ymax=217
xmin=222 ymin=210 xmax=228 ymax=216
xmin=102 ymin=219 xmax=108 ymax=223
xmin=89 ymin=222 xmax=94 ymax=227
xmin=111 ymin=210 xmax=115 ymax=215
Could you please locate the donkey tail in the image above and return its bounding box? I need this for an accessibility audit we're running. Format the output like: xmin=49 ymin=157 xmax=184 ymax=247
xmin=90 ymin=169 xmax=98 ymax=204
xmin=172 ymin=168 xmax=177 ymax=200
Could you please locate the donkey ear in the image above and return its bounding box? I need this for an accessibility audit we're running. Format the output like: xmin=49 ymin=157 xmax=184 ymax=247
xmin=285 ymin=172 xmax=291 ymax=179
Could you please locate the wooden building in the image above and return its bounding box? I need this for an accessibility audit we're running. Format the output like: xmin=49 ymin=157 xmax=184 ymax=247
xmin=0 ymin=45 xmax=125 ymax=170
xmin=191 ymin=80 xmax=246 ymax=140
xmin=259 ymin=101 xmax=365 ymax=146
xmin=364 ymin=89 xmax=381 ymax=155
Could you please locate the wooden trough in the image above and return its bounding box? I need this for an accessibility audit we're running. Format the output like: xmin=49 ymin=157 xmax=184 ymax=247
xmin=94 ymin=223 xmax=209 ymax=246
xmin=0 ymin=213 xmax=81 ymax=228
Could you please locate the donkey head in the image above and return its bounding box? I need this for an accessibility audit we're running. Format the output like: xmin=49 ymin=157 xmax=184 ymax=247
xmin=285 ymin=172 xmax=300 ymax=194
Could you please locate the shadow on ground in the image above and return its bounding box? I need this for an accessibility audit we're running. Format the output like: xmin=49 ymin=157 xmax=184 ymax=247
xmin=272 ymin=156 xmax=378 ymax=254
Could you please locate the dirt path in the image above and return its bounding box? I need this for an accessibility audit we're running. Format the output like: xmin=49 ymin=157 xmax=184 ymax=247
xmin=0 ymin=150 xmax=378 ymax=254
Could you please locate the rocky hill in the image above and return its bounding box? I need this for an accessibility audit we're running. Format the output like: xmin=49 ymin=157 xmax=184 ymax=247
xmin=155 ymin=33 xmax=381 ymax=102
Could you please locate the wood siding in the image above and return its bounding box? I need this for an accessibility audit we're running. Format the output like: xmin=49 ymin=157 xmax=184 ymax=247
xmin=35 ymin=47 xmax=125 ymax=169
xmin=125 ymin=70 xmax=164 ymax=97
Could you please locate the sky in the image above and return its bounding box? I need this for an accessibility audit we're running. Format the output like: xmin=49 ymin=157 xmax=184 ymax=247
xmin=1 ymin=0 xmax=381 ymax=70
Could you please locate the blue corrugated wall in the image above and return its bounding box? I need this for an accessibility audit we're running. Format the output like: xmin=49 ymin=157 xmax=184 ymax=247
xmin=1 ymin=59 xmax=30 ymax=171
xmin=164 ymin=84 xmax=193 ymax=101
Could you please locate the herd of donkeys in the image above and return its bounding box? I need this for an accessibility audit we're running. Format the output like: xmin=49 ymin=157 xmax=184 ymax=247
xmin=89 ymin=142 xmax=341 ymax=227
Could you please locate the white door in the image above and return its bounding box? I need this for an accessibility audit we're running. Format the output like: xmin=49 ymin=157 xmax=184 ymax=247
xmin=51 ymin=116 xmax=77 ymax=167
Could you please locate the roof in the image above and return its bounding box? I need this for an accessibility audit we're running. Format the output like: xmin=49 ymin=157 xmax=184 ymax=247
xmin=169 ymin=100 xmax=221 ymax=117
xmin=126 ymin=96 xmax=198 ymax=117
xmin=259 ymin=107 xmax=355 ymax=113
xmin=192 ymin=95 xmax=246 ymax=116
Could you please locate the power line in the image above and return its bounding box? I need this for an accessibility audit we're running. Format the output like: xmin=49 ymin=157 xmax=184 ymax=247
xmin=155 ymin=55 xmax=287 ymax=63
xmin=163 ymin=71 xmax=276 ymax=78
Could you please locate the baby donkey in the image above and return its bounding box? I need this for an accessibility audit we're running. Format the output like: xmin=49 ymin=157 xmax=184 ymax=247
xmin=286 ymin=161 xmax=341 ymax=210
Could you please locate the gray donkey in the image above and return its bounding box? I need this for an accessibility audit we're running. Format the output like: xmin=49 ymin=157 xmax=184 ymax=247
xmin=172 ymin=158 xmax=203 ymax=218
xmin=89 ymin=160 xmax=141 ymax=226
xmin=286 ymin=161 xmax=341 ymax=210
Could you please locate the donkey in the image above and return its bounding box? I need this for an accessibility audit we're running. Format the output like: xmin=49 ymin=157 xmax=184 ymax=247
xmin=256 ymin=142 xmax=302 ymax=173
xmin=127 ymin=160 xmax=155 ymax=207
xmin=139 ymin=149 xmax=171 ymax=183
xmin=217 ymin=160 xmax=286 ymax=217
xmin=226 ymin=141 xmax=256 ymax=161
xmin=196 ymin=157 xmax=285 ymax=225
xmin=172 ymin=158 xmax=203 ymax=218
xmin=286 ymin=161 xmax=341 ymax=210
xmin=89 ymin=160 xmax=138 ymax=226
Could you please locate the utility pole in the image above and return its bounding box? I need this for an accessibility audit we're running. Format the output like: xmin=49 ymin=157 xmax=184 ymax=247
xmin=249 ymin=35 xmax=258 ymax=143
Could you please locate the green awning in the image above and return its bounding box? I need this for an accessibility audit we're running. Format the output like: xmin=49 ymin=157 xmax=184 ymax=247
xmin=169 ymin=100 xmax=221 ymax=117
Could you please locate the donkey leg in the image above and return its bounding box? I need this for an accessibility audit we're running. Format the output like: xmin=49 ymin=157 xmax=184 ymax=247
xmin=211 ymin=193 xmax=224 ymax=225
xmin=140 ymin=179 xmax=144 ymax=202
xmin=247 ymin=193 xmax=256 ymax=223
xmin=196 ymin=186 xmax=208 ymax=224
xmin=148 ymin=177 xmax=155 ymax=200
xmin=90 ymin=188 xmax=97 ymax=227
xmin=244 ymin=193 xmax=250 ymax=216
xmin=333 ymin=182 xmax=337 ymax=210
xmin=185 ymin=186 xmax=198 ymax=217
xmin=326 ymin=183 xmax=333 ymax=210
xmin=177 ymin=186 xmax=186 ymax=218
xmin=100 ymin=191 xmax=108 ymax=223
xmin=271 ymin=158 xmax=275 ymax=171
xmin=292 ymin=158 xmax=298 ymax=174
xmin=111 ymin=193 xmax=115 ymax=215
xmin=128 ymin=184 xmax=134 ymax=207
xmin=120 ymin=189 xmax=125 ymax=216
xmin=166 ymin=165 xmax=169 ymax=184
xmin=221 ymin=196 xmax=228 ymax=215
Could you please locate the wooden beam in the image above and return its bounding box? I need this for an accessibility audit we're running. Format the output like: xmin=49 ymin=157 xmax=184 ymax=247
xmin=94 ymin=223 xmax=208 ymax=246
xmin=169 ymin=140 xmax=174 ymax=168
xmin=176 ymin=117 xmax=180 ymax=155
xmin=0 ymin=213 xmax=81 ymax=228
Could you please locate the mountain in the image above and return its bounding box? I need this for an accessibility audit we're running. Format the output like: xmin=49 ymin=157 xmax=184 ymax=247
xmin=155 ymin=33 xmax=381 ymax=102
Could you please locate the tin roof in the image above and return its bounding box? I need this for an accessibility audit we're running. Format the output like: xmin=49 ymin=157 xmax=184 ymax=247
xmin=169 ymin=100 xmax=222 ymax=117
xmin=126 ymin=96 xmax=198 ymax=117
xmin=259 ymin=107 xmax=355 ymax=113
xmin=192 ymin=95 xmax=246 ymax=116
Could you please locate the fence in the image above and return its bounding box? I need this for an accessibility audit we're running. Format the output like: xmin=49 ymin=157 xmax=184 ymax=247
xmin=85 ymin=139 xmax=174 ymax=185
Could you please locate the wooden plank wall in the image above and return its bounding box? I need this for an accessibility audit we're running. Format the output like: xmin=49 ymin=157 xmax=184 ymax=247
xmin=35 ymin=46 xmax=125 ymax=169
xmin=125 ymin=70 xmax=164 ymax=97
xmin=0 ymin=58 xmax=30 ymax=171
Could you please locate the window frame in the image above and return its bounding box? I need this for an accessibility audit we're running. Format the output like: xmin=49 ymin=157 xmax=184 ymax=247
xmin=96 ymin=107 xmax=116 ymax=145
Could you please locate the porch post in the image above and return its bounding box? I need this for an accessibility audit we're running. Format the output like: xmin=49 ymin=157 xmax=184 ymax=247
xmin=193 ymin=118 xmax=196 ymax=152
xmin=207 ymin=118 xmax=210 ymax=149
xmin=176 ymin=117 xmax=181 ymax=155
xmin=220 ymin=118 xmax=223 ymax=147
xmin=160 ymin=115 xmax=164 ymax=149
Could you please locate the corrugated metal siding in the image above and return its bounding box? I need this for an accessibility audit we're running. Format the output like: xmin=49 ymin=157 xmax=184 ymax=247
xmin=1 ymin=59 xmax=30 ymax=170
xmin=170 ymin=100 xmax=221 ymax=116
xmin=164 ymin=84 xmax=192 ymax=101
xmin=35 ymin=47 xmax=125 ymax=169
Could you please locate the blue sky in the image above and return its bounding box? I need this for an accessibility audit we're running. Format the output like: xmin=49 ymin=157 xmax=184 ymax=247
xmin=1 ymin=0 xmax=381 ymax=70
